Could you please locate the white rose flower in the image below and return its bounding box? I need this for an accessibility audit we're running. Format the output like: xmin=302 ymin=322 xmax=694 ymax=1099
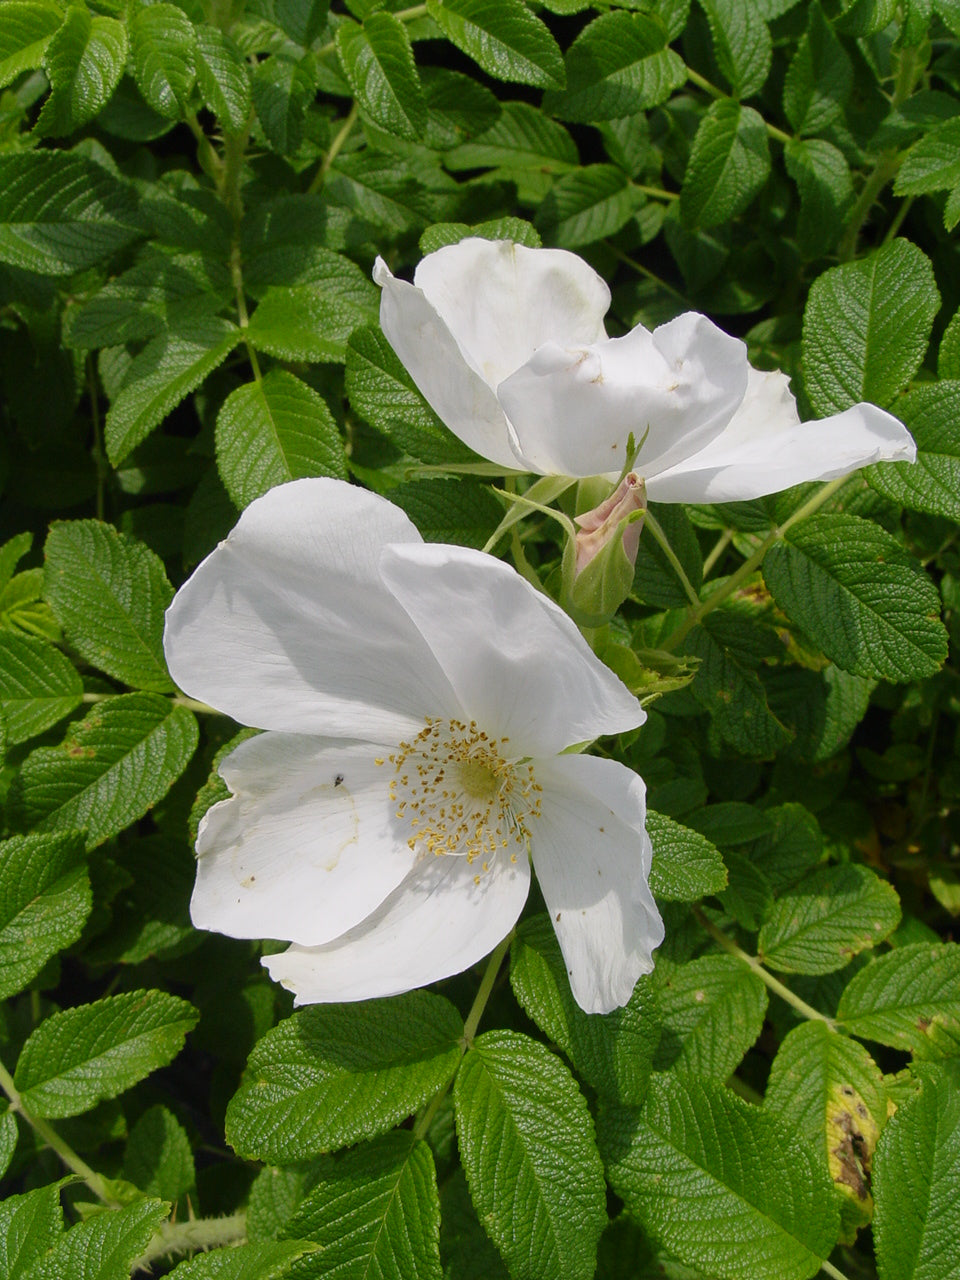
xmin=164 ymin=478 xmax=663 ymax=1014
xmin=374 ymin=238 xmax=916 ymax=501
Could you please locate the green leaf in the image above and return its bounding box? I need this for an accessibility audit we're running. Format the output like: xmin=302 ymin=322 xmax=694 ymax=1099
xmin=36 ymin=8 xmax=127 ymax=137
xmin=345 ymin=325 xmax=476 ymax=464
xmin=195 ymin=25 xmax=251 ymax=133
xmin=802 ymin=239 xmax=940 ymax=415
xmin=215 ymin=370 xmax=347 ymax=510
xmin=454 ymin=1030 xmax=606 ymax=1280
xmin=387 ymin=479 xmax=502 ymax=549
xmin=0 ymin=151 xmax=139 ymax=276
xmin=600 ymin=1074 xmax=840 ymax=1280
xmin=0 ymin=1109 xmax=16 ymax=1181
xmin=654 ymin=953 xmax=767 ymax=1080
xmin=762 ymin=513 xmax=947 ymax=683
xmin=281 ymin=1133 xmax=441 ymax=1279
xmin=749 ymin=804 xmax=823 ymax=892
xmin=225 ymin=993 xmax=464 ymax=1162
xmin=873 ymin=1060 xmax=960 ymax=1280
xmin=123 ymin=1105 xmax=196 ymax=1205
xmin=633 ymin=502 xmax=703 ymax=610
xmin=336 ymin=13 xmax=426 ymax=141
xmin=43 ymin=520 xmax=175 ymax=692
xmin=166 ymin=1242 xmax=317 ymax=1280
xmin=866 ymin=382 xmax=960 ymax=520
xmin=0 ymin=1184 xmax=63 ymax=1278
xmin=759 ymin=864 xmax=901 ymax=975
xmin=542 ymin=11 xmax=685 ymax=122
xmin=129 ymin=3 xmax=196 ymax=119
xmin=784 ymin=137 xmax=854 ymax=258
xmin=15 ymin=990 xmax=198 ymax=1118
xmin=940 ymin=307 xmax=960 ymax=379
xmin=510 ymin=915 xmax=660 ymax=1104
xmin=446 ymin=100 xmax=577 ymax=177
xmin=0 ymin=632 xmax=82 ymax=744
xmin=0 ymin=2 xmax=62 ymax=89
xmin=699 ymin=0 xmax=771 ymax=98
xmin=252 ymin=54 xmax=313 ymax=156
xmin=426 ymin=0 xmax=565 ymax=90
xmin=419 ymin=216 xmax=541 ymax=254
xmin=766 ymin=1021 xmax=886 ymax=1227
xmin=18 ymin=1198 xmax=168 ymax=1280
xmin=645 ymin=809 xmax=728 ymax=901
xmin=246 ymin=283 xmax=373 ymax=363
xmin=536 ymin=164 xmax=641 ymax=248
xmin=895 ymin=117 xmax=960 ymax=195
xmin=783 ymin=3 xmax=852 ymax=135
xmin=836 ymin=942 xmax=960 ymax=1057
xmin=440 ymin=1169 xmax=510 ymax=1280
xmin=684 ymin=616 xmax=791 ymax=757
xmin=0 ymin=831 xmax=90 ymax=1001
xmin=104 ymin=316 xmax=240 ymax=464
xmin=680 ymin=99 xmax=770 ymax=229
xmin=8 ymin=693 xmax=199 ymax=849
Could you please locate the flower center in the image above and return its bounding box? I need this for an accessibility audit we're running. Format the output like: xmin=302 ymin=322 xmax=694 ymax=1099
xmin=379 ymin=718 xmax=542 ymax=875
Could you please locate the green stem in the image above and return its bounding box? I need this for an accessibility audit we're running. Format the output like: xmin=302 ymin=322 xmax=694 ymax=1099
xmin=185 ymin=111 xmax=224 ymax=185
xmin=0 ymin=1057 xmax=119 ymax=1205
xmin=695 ymin=909 xmax=834 ymax=1026
xmin=411 ymin=931 xmax=513 ymax=1142
xmin=604 ymin=243 xmax=688 ymax=304
xmin=309 ymin=100 xmax=360 ymax=195
xmin=661 ymin=475 xmax=848 ymax=652
xmin=633 ymin=183 xmax=679 ymax=202
xmin=684 ymin=66 xmax=790 ymax=142
xmin=820 ymin=1260 xmax=853 ymax=1280
xmin=317 ymin=4 xmax=427 ymax=57
xmin=702 ymin=528 xmax=733 ymax=578
xmin=482 ymin=475 xmax=574 ymax=554
xmin=643 ymin=510 xmax=700 ymax=607
xmin=134 ymin=1213 xmax=247 ymax=1269
xmin=87 ymin=356 xmax=107 ymax=523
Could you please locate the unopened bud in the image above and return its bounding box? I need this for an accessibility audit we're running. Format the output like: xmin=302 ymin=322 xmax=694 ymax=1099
xmin=562 ymin=473 xmax=646 ymax=627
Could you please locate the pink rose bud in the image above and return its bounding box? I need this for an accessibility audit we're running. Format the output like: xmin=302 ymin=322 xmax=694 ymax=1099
xmin=574 ymin=473 xmax=646 ymax=575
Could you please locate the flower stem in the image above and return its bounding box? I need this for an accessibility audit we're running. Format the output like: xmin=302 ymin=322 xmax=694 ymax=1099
xmin=661 ymin=475 xmax=848 ymax=652
xmin=81 ymin=692 xmax=222 ymax=715
xmin=411 ymin=932 xmax=513 ymax=1142
xmin=0 ymin=1056 xmax=120 ymax=1206
xmin=134 ymin=1213 xmax=247 ymax=1269
xmin=642 ymin=510 xmax=700 ymax=607
xmin=694 ymin=909 xmax=834 ymax=1026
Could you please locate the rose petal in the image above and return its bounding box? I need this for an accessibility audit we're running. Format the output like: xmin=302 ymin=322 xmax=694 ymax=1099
xmin=645 ymin=368 xmax=917 ymax=502
xmin=413 ymin=237 xmax=610 ymax=390
xmin=374 ymin=258 xmax=522 ymax=469
xmin=164 ymin=478 xmax=460 ymax=738
xmin=379 ymin=541 xmax=644 ymax=756
xmin=191 ymin=734 xmax=416 ymax=947
xmin=262 ymin=847 xmax=530 ymax=1004
xmin=497 ymin=312 xmax=749 ymax=478
xmin=530 ymin=754 xmax=663 ymax=1014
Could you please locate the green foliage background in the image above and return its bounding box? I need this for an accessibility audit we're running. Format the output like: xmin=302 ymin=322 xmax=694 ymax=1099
xmin=0 ymin=0 xmax=959 ymax=1276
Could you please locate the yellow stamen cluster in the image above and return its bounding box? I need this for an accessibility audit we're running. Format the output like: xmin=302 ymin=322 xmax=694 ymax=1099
xmin=379 ymin=718 xmax=542 ymax=876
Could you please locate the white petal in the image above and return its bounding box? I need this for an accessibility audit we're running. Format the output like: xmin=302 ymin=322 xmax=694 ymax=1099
xmin=497 ymin=312 xmax=749 ymax=479
xmin=378 ymin=542 xmax=644 ymax=756
xmin=530 ymin=754 xmax=664 ymax=1015
xmin=262 ymin=847 xmax=530 ymax=1004
xmin=374 ymin=258 xmax=522 ymax=470
xmin=412 ymin=238 xmax=610 ymax=391
xmin=164 ymin=477 xmax=459 ymax=738
xmin=192 ymin=734 xmax=416 ymax=947
xmin=646 ymin=368 xmax=917 ymax=502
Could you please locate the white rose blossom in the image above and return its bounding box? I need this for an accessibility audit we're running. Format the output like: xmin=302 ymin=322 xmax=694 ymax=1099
xmin=374 ymin=238 xmax=916 ymax=501
xmin=163 ymin=478 xmax=664 ymax=1015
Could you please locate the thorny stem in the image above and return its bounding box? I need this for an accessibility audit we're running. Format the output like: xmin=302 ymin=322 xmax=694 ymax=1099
xmin=694 ymin=909 xmax=835 ymax=1027
xmin=412 ymin=932 xmax=514 ymax=1142
xmin=643 ymin=510 xmax=700 ymax=607
xmin=661 ymin=475 xmax=849 ymax=652
xmin=134 ymin=1212 xmax=248 ymax=1270
xmin=309 ymin=100 xmax=360 ymax=194
xmin=0 ymin=1057 xmax=120 ymax=1206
